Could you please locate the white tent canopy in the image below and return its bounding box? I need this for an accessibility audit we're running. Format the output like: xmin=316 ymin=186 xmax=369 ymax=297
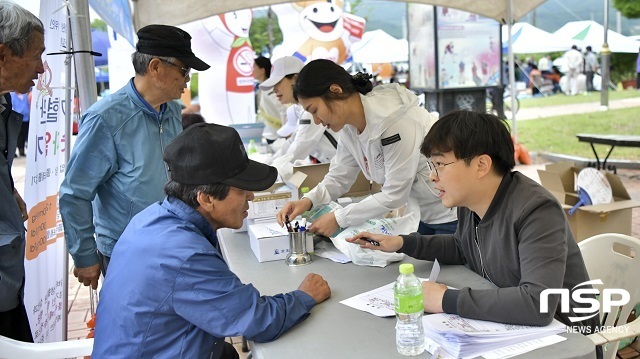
xmin=554 ymin=20 xmax=640 ymax=53
xmin=350 ymin=30 xmax=408 ymax=64
xmin=501 ymin=22 xmax=573 ymax=53
xmin=133 ymin=0 xmax=547 ymax=29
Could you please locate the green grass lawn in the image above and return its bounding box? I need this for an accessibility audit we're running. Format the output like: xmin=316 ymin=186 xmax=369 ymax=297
xmin=519 ymin=89 xmax=640 ymax=109
xmin=516 ymin=107 xmax=640 ymax=161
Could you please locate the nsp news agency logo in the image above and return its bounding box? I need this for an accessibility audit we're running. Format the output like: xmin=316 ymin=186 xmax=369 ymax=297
xmin=540 ymin=279 xmax=630 ymax=323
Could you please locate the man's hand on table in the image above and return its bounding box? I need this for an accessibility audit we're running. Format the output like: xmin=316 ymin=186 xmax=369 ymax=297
xmin=298 ymin=273 xmax=331 ymax=304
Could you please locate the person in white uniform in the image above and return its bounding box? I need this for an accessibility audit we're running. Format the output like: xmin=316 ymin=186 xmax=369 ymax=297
xmin=254 ymin=56 xmax=286 ymax=143
xmin=260 ymin=56 xmax=339 ymax=166
xmin=276 ymin=59 xmax=457 ymax=237
xmin=564 ymin=45 xmax=584 ymax=96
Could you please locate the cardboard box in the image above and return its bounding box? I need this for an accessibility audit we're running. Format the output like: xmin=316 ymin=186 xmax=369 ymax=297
xmin=291 ymin=163 xmax=381 ymax=198
xmin=537 ymin=162 xmax=640 ymax=242
xmin=248 ymin=220 xmax=314 ymax=262
xmin=248 ymin=221 xmax=289 ymax=262
xmin=247 ymin=182 xmax=298 ymax=220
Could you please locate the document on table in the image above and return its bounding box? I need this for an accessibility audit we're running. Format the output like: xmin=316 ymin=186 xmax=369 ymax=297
xmin=425 ymin=334 xmax=567 ymax=359
xmin=422 ymin=313 xmax=567 ymax=358
xmin=340 ymin=260 xmax=441 ymax=317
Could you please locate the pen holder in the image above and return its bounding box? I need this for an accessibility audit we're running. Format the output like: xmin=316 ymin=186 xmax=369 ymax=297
xmin=285 ymin=231 xmax=312 ymax=266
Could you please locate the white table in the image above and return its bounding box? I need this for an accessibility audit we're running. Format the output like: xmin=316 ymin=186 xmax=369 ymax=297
xmin=218 ymin=229 xmax=596 ymax=359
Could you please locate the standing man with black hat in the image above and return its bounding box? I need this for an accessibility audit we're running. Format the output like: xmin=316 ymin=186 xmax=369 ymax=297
xmin=92 ymin=124 xmax=331 ymax=358
xmin=0 ymin=1 xmax=45 ymax=342
xmin=60 ymin=25 xmax=210 ymax=289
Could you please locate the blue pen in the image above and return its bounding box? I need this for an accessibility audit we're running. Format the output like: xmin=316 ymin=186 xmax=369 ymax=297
xmin=300 ymin=218 xmax=307 ymax=232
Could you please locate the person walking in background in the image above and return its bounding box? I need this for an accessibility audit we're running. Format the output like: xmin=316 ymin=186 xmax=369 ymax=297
xmin=254 ymin=56 xmax=286 ymax=143
xmin=564 ymin=45 xmax=584 ymax=96
xmin=0 ymin=1 xmax=45 ymax=342
xmin=584 ymin=46 xmax=599 ymax=92
xmin=59 ymin=24 xmax=210 ymax=289
xmin=10 ymin=89 xmax=30 ymax=157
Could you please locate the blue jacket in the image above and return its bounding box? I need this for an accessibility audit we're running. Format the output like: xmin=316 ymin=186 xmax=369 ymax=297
xmin=92 ymin=197 xmax=316 ymax=358
xmin=0 ymin=94 xmax=26 ymax=312
xmin=59 ymin=79 xmax=182 ymax=268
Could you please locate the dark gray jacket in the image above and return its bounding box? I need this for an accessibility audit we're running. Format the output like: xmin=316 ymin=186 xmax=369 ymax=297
xmin=400 ymin=172 xmax=599 ymax=332
xmin=0 ymin=94 xmax=27 ymax=312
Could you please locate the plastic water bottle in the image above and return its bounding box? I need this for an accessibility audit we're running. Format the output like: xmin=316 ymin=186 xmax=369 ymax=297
xmin=394 ymin=263 xmax=425 ymax=356
xmin=247 ymin=139 xmax=258 ymax=155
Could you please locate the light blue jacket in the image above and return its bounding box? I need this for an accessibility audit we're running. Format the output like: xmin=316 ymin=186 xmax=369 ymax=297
xmin=92 ymin=197 xmax=316 ymax=358
xmin=59 ymin=79 xmax=182 ymax=268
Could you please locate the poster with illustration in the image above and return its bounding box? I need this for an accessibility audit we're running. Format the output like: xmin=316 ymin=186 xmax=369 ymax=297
xmin=271 ymin=0 xmax=365 ymax=65
xmin=436 ymin=7 xmax=500 ymax=89
xmin=182 ymin=10 xmax=255 ymax=125
xmin=407 ymin=4 xmax=436 ymax=89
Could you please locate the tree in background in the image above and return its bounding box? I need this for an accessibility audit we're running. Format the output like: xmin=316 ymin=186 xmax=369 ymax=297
xmin=90 ymin=18 xmax=107 ymax=31
xmin=249 ymin=7 xmax=283 ymax=56
xmin=613 ymin=0 xmax=640 ymax=18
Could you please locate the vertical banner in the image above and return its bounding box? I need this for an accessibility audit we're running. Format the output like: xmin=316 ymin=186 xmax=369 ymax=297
xmin=23 ymin=1 xmax=69 ymax=343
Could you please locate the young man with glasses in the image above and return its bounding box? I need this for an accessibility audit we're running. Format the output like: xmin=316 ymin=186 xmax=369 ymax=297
xmin=60 ymin=25 xmax=210 ymax=288
xmin=348 ymin=110 xmax=599 ymax=336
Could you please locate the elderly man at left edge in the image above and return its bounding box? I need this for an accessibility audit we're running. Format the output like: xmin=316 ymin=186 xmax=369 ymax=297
xmin=0 ymin=1 xmax=45 ymax=342
xmin=59 ymin=24 xmax=210 ymax=289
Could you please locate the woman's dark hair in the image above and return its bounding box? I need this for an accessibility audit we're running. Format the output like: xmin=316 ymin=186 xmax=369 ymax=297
xmin=420 ymin=110 xmax=515 ymax=176
xmin=293 ymin=59 xmax=373 ymax=109
xmin=181 ymin=113 xmax=205 ymax=130
xmin=254 ymin=56 xmax=272 ymax=78
xmin=164 ymin=181 xmax=230 ymax=208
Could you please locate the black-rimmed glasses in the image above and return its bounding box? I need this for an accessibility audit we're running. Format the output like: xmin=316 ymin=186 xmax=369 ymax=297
xmin=426 ymin=157 xmax=473 ymax=177
xmin=158 ymin=58 xmax=190 ymax=78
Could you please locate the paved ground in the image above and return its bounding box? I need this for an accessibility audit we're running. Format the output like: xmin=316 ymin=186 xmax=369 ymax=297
xmin=8 ymin=96 xmax=639 ymax=357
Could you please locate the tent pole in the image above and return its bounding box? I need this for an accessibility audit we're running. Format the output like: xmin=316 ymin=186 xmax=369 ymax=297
xmin=69 ymin=0 xmax=98 ymax=113
xmin=600 ymin=0 xmax=610 ymax=110
xmin=507 ymin=0 xmax=518 ymax=142
xmin=62 ymin=4 xmax=73 ymax=341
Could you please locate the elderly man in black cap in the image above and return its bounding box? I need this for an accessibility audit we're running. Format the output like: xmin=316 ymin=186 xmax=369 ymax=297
xmin=92 ymin=124 xmax=331 ymax=359
xmin=60 ymin=25 xmax=210 ymax=288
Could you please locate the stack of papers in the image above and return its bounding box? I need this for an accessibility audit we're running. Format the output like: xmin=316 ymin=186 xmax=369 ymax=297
xmin=423 ymin=314 xmax=567 ymax=358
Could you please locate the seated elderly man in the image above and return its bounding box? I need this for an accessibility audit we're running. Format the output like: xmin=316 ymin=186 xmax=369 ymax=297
xmin=92 ymin=124 xmax=331 ymax=359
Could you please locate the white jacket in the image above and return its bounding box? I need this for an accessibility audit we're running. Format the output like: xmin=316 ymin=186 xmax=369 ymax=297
xmin=270 ymin=104 xmax=339 ymax=164
xmin=305 ymin=84 xmax=457 ymax=228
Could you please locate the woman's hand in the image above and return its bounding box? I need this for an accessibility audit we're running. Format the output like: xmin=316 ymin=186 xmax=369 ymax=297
xmin=276 ymin=198 xmax=313 ymax=227
xmin=346 ymin=232 xmax=404 ymax=253
xmin=307 ymin=212 xmax=339 ymax=237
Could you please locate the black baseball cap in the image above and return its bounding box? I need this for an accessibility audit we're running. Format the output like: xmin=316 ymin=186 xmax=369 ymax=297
xmin=163 ymin=123 xmax=277 ymax=191
xmin=136 ymin=24 xmax=210 ymax=71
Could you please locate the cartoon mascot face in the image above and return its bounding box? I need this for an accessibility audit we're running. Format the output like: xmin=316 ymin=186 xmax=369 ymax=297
xmin=221 ymin=9 xmax=253 ymax=38
xmin=297 ymin=0 xmax=344 ymax=42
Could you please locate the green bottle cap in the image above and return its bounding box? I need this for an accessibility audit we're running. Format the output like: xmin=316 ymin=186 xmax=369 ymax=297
xmin=301 ymin=187 xmax=310 ymax=193
xmin=399 ymin=263 xmax=414 ymax=275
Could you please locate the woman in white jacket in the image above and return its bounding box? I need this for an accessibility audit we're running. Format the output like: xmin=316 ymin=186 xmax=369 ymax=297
xmin=277 ymin=59 xmax=457 ymax=237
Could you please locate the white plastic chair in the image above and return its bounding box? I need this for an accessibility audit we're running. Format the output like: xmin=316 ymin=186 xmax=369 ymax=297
xmin=0 ymin=335 xmax=93 ymax=359
xmin=578 ymin=233 xmax=640 ymax=359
